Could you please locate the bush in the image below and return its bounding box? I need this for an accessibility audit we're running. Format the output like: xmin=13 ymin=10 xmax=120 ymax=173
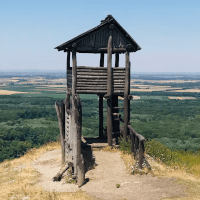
xmin=118 ymin=137 xmax=132 ymax=154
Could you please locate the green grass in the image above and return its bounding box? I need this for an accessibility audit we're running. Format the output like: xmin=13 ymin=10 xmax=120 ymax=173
xmin=145 ymin=139 xmax=200 ymax=176
xmin=119 ymin=138 xmax=200 ymax=177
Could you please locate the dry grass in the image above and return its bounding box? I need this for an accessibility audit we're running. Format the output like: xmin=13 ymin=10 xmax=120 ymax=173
xmin=0 ymin=90 xmax=28 ymax=95
xmin=168 ymin=96 xmax=196 ymax=100
xmin=38 ymin=85 xmax=66 ymax=88
xmin=145 ymin=155 xmax=200 ymax=200
xmin=1 ymin=142 xmax=200 ymax=199
xmin=131 ymin=79 xmax=200 ymax=84
xmin=0 ymin=142 xmax=93 ymax=200
xmin=169 ymin=89 xmax=200 ymax=93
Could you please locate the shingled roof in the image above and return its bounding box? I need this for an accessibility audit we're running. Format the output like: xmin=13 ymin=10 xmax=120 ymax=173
xmin=55 ymin=15 xmax=141 ymax=53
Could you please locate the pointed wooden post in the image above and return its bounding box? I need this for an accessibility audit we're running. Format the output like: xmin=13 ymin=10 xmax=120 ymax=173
xmin=124 ymin=48 xmax=130 ymax=139
xmin=107 ymin=24 xmax=114 ymax=146
xmin=99 ymin=52 xmax=104 ymax=139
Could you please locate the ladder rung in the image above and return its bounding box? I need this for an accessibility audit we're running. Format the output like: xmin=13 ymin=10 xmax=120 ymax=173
xmin=112 ymin=107 xmax=124 ymax=109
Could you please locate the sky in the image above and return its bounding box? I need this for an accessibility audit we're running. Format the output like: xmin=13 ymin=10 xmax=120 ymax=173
xmin=0 ymin=0 xmax=200 ymax=72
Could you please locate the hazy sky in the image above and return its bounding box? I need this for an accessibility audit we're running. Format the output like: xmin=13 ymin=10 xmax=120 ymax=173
xmin=0 ymin=0 xmax=199 ymax=72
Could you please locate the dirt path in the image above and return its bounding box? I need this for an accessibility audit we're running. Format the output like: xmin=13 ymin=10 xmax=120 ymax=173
xmin=31 ymin=149 xmax=188 ymax=200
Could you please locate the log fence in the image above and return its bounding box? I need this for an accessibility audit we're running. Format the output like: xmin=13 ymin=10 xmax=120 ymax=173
xmin=119 ymin=116 xmax=145 ymax=169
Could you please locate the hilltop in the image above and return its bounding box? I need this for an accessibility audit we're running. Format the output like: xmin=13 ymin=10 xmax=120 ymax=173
xmin=0 ymin=142 xmax=200 ymax=200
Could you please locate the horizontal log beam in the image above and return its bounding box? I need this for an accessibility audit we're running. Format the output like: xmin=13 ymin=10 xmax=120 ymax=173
xmin=77 ymin=72 xmax=125 ymax=76
xmin=112 ymin=107 xmax=124 ymax=109
xmin=76 ymin=79 xmax=125 ymax=83
xmin=52 ymin=162 xmax=73 ymax=181
xmin=77 ymin=81 xmax=107 ymax=85
xmin=77 ymin=76 xmax=107 ymax=79
xmin=76 ymin=90 xmax=124 ymax=94
xmin=76 ymin=86 xmax=107 ymax=90
xmin=77 ymin=66 xmax=125 ymax=70
xmin=74 ymin=47 xmax=128 ymax=53
xmin=128 ymin=125 xmax=145 ymax=142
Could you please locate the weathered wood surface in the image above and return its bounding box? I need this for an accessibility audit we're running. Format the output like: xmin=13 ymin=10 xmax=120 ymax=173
xmin=76 ymin=66 xmax=125 ymax=94
xmin=119 ymin=115 xmax=145 ymax=169
xmin=65 ymin=94 xmax=72 ymax=163
xmin=72 ymin=46 xmax=77 ymax=95
xmin=55 ymin=101 xmax=65 ymax=164
xmin=99 ymin=53 xmax=104 ymax=139
xmin=123 ymin=51 xmax=130 ymax=139
xmin=139 ymin=140 xmax=144 ymax=169
xmin=128 ymin=125 xmax=145 ymax=142
xmin=52 ymin=162 xmax=73 ymax=181
xmin=77 ymin=154 xmax=85 ymax=187
xmin=70 ymin=94 xmax=84 ymax=186
xmin=107 ymin=34 xmax=113 ymax=146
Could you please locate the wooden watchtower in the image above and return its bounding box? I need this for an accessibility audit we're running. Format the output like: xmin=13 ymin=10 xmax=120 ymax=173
xmin=54 ymin=15 xmax=143 ymax=186
xmin=55 ymin=15 xmax=141 ymax=145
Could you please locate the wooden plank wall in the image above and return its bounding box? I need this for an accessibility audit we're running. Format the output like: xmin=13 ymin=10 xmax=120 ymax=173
xmin=76 ymin=26 xmax=128 ymax=49
xmin=76 ymin=66 xmax=125 ymax=94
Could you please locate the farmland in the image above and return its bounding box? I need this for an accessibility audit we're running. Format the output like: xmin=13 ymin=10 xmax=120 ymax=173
xmin=1 ymin=71 xmax=200 ymax=162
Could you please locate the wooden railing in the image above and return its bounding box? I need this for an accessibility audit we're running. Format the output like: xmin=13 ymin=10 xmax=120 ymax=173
xmin=119 ymin=116 xmax=145 ymax=169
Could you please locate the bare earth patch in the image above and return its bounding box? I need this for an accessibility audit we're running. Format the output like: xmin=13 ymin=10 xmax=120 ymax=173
xmin=31 ymin=149 xmax=188 ymax=200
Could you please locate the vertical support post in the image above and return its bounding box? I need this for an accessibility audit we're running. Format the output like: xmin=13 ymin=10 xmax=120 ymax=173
xmin=67 ymin=51 xmax=71 ymax=70
xmin=107 ymin=26 xmax=113 ymax=146
xmin=113 ymin=53 xmax=119 ymax=137
xmin=72 ymin=44 xmax=77 ymax=96
xmin=128 ymin=61 xmax=131 ymax=123
xmin=76 ymin=96 xmax=84 ymax=187
xmin=66 ymin=51 xmax=71 ymax=94
xmin=71 ymin=43 xmax=78 ymax=175
xmin=99 ymin=53 xmax=104 ymax=138
xmin=124 ymin=51 xmax=130 ymax=139
xmin=115 ymin=53 xmax=119 ymax=67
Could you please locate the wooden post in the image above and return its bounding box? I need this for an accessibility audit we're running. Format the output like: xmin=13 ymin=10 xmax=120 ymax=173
xmin=74 ymin=95 xmax=84 ymax=186
xmin=71 ymin=43 xmax=78 ymax=175
xmin=115 ymin=53 xmax=119 ymax=67
xmin=139 ymin=141 xmax=144 ymax=169
xmin=123 ymin=51 xmax=130 ymax=139
xmin=67 ymin=50 xmax=71 ymax=70
xmin=65 ymin=92 xmax=70 ymax=163
xmin=112 ymin=52 xmax=119 ymax=136
xmin=72 ymin=44 xmax=77 ymax=96
xmin=66 ymin=51 xmax=71 ymax=94
xmin=55 ymin=101 xmax=65 ymax=164
xmin=128 ymin=61 xmax=131 ymax=123
xmin=107 ymin=27 xmax=113 ymax=146
xmin=99 ymin=53 xmax=104 ymax=138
